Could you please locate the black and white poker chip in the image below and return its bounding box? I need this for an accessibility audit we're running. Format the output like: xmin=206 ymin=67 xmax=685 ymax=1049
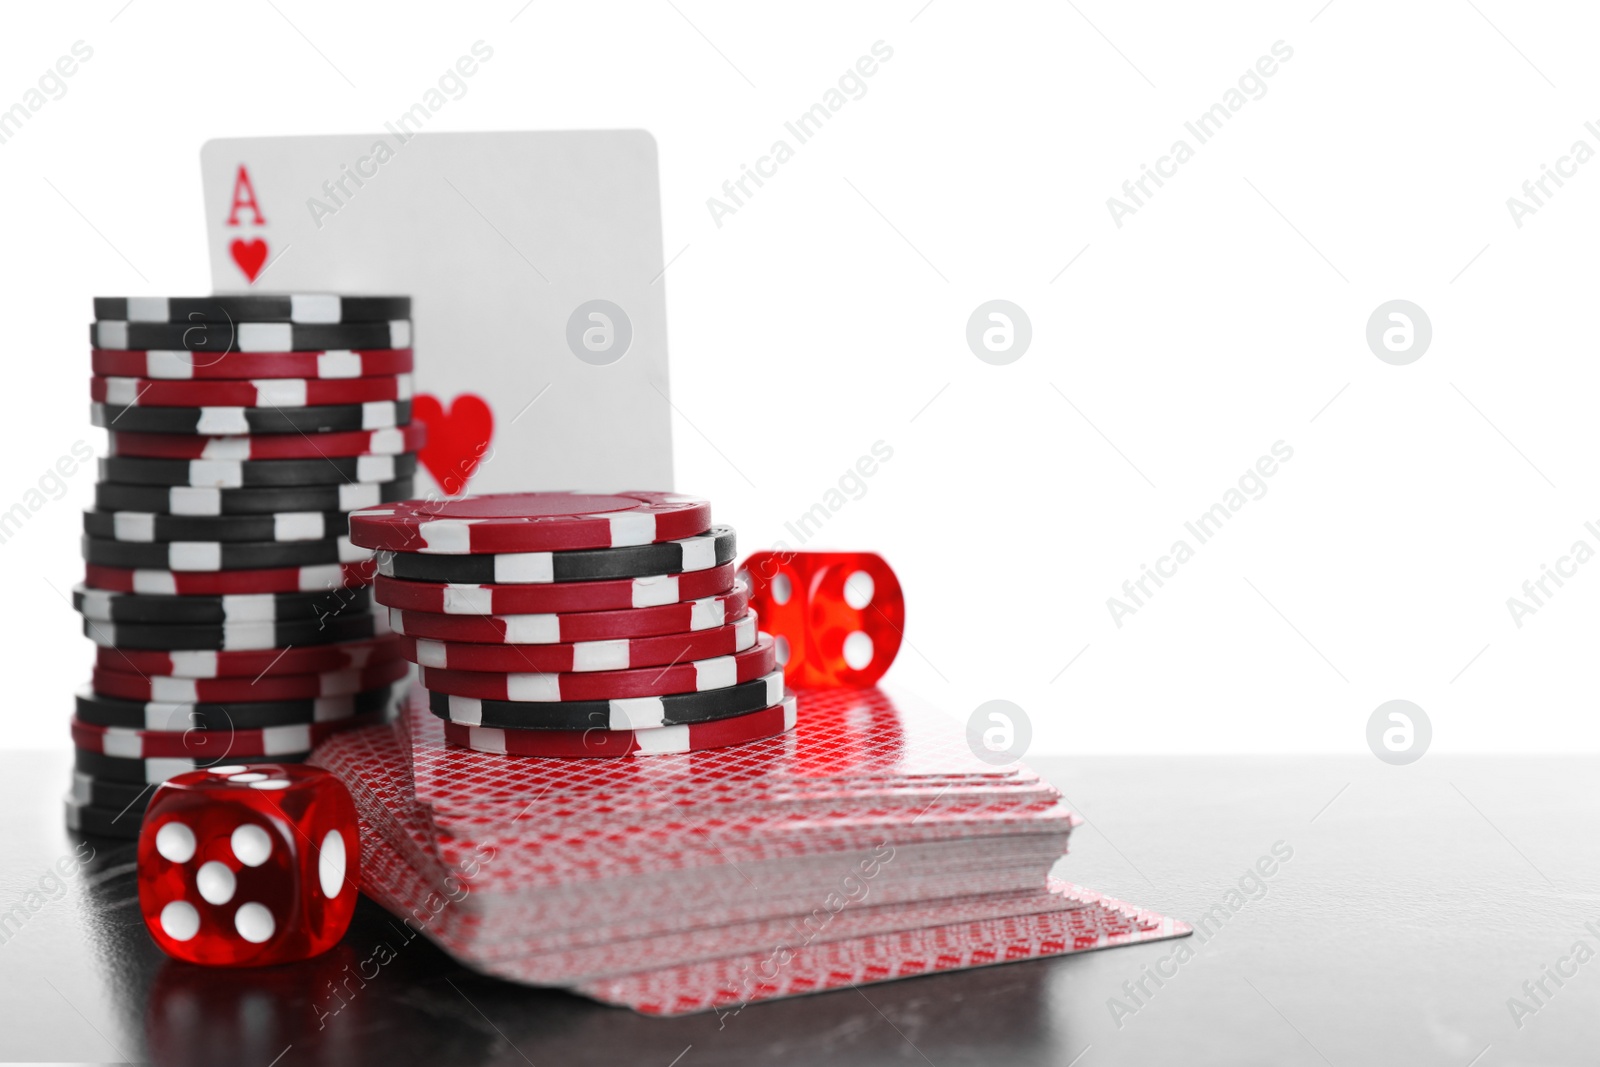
xmin=94 ymin=294 xmax=410 ymax=324
xmin=94 ymin=478 xmax=415 ymax=517
xmin=426 ymin=670 xmax=785 ymax=731
xmin=90 ymin=399 xmax=412 ymax=435
xmin=91 ymin=319 xmax=411 ymax=352
xmin=82 ymin=534 xmax=371 ymax=571
xmin=75 ymin=684 xmax=399 ymax=730
xmin=82 ymin=611 xmax=378 ymax=651
xmin=63 ymin=797 xmax=143 ymax=839
xmin=99 ymin=453 xmax=416 ymax=489
xmin=74 ymin=746 xmax=312 ymax=784
xmin=377 ymin=525 xmax=738 ymax=585
xmin=74 ymin=583 xmax=370 ymax=624
xmin=83 ymin=509 xmax=348 ymax=543
xmin=68 ymin=771 xmax=155 ymax=814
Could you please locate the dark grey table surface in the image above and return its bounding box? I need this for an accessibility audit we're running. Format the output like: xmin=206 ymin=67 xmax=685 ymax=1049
xmin=0 ymin=749 xmax=1592 ymax=1066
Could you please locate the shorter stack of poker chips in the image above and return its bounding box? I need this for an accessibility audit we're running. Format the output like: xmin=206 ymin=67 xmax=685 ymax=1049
xmin=68 ymin=294 xmax=421 ymax=838
xmin=347 ymin=491 xmax=793 ymax=757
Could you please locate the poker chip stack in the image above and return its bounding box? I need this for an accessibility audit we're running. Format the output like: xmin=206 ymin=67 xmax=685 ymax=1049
xmin=68 ymin=294 xmax=423 ymax=838
xmin=346 ymin=491 xmax=792 ymax=758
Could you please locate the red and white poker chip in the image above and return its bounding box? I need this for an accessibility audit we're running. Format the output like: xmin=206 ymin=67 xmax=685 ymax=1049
xmin=85 ymin=559 xmax=376 ymax=595
xmin=348 ymin=492 xmax=712 ymax=555
xmin=385 ymin=584 xmax=750 ymax=645
xmin=442 ymin=693 xmax=796 ymax=758
xmin=91 ymin=373 xmax=412 ymax=408
xmin=419 ymin=634 xmax=776 ymax=701
xmin=398 ymin=612 xmax=756 ymax=673
xmin=372 ymin=562 xmax=735 ymax=616
xmin=91 ymin=658 xmax=410 ymax=703
xmin=108 ymin=423 xmax=426 ymax=461
xmin=70 ymin=710 xmax=388 ymax=759
xmin=91 ymin=347 xmax=413 ymax=380
xmin=95 ymin=634 xmax=404 ymax=679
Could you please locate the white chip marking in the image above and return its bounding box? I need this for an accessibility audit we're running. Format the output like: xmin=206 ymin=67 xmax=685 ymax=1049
xmin=693 ymin=655 xmax=737 ymax=690
xmin=195 ymin=408 xmax=250 ymax=435
xmin=254 ymin=379 xmax=307 ymax=407
xmin=632 ymin=575 xmax=679 ymax=608
xmin=145 ymin=351 xmax=196 ymax=379
xmin=98 ymin=321 xmax=129 ymax=349
xmin=503 ymin=673 xmax=560 ymax=701
xmin=292 ymin=294 xmax=340 ymax=323
xmin=446 ymin=695 xmax=485 ymax=725
xmin=198 ymin=437 xmax=251 ymax=460
xmin=169 ymin=542 xmax=222 ymax=571
xmin=261 ymin=723 xmax=312 ymax=754
xmin=418 ymin=519 xmax=475 ymax=554
xmin=679 ymin=533 xmax=718 ymax=572
xmin=126 ymin=297 xmax=169 ymax=322
xmin=492 ymin=552 xmax=553 ymax=583
xmin=360 ymin=401 xmax=397 ymax=430
xmin=606 ymin=512 xmax=657 ymax=547
xmin=275 ymin=512 xmax=329 ymax=541
xmin=572 ymin=639 xmax=629 ymax=672
xmin=414 ymin=640 xmax=448 ymax=668
xmin=104 ymin=377 xmax=140 ymax=405
xmin=390 ymin=320 xmax=411 ymax=347
xmin=339 ymin=483 xmax=383 ymax=509
xmin=468 ymin=725 xmax=506 ymax=752
xmin=355 ymin=455 xmax=395 ymax=483
xmin=188 ymin=460 xmax=244 ymax=489
xmin=238 ymin=323 xmax=291 ymax=352
xmin=168 ymin=486 xmax=222 ymax=516
xmin=441 ymin=585 xmax=493 ymax=615
xmin=634 ymin=724 xmax=691 ymax=755
xmin=609 ymin=696 xmax=665 ymax=729
xmin=500 ymin=614 xmax=560 ymax=643
xmin=687 ymin=596 xmax=726 ymax=630
xmin=318 ymin=350 xmax=361 ymax=378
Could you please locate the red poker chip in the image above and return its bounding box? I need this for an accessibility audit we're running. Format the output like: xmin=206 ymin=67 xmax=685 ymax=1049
xmin=419 ymin=634 xmax=776 ymax=701
xmin=108 ymin=423 xmax=425 ymax=461
xmin=70 ymin=709 xmax=388 ymax=759
xmin=398 ymin=612 xmax=757 ymax=673
xmin=385 ymin=583 xmax=750 ymax=644
xmin=348 ymin=491 xmax=712 ymax=555
xmin=372 ymin=562 xmax=735 ymax=616
xmin=85 ymin=559 xmax=376 ymax=595
xmin=91 ymin=658 xmax=410 ymax=703
xmin=91 ymin=347 xmax=413 ymax=380
xmin=442 ymin=693 xmax=796 ymax=757
xmin=91 ymin=373 xmax=412 ymax=408
xmin=95 ymin=634 xmax=404 ymax=678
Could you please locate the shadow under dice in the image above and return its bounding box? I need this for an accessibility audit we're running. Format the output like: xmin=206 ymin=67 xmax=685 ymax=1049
xmin=137 ymin=763 xmax=359 ymax=966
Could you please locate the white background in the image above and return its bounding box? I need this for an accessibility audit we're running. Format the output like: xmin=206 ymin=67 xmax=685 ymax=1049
xmin=1 ymin=0 xmax=1593 ymax=754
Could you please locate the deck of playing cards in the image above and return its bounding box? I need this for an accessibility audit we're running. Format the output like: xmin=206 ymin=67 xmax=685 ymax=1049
xmin=310 ymin=684 xmax=1191 ymax=1015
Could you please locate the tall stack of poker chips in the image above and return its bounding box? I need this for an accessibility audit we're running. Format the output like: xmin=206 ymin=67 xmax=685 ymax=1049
xmin=347 ymin=492 xmax=793 ymax=757
xmin=68 ymin=294 xmax=422 ymax=838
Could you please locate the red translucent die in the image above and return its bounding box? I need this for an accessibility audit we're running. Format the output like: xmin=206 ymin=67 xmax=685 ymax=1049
xmin=739 ymin=551 xmax=904 ymax=688
xmin=136 ymin=762 xmax=359 ymax=966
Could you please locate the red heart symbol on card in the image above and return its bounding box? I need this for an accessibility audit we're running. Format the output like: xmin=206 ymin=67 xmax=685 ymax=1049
xmin=230 ymin=238 xmax=269 ymax=283
xmin=412 ymin=394 xmax=494 ymax=495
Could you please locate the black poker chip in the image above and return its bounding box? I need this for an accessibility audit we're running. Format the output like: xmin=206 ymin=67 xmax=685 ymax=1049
xmin=99 ymin=453 xmax=416 ymax=488
xmin=75 ymin=746 xmax=311 ymax=785
xmin=90 ymin=319 xmax=410 ymax=352
xmin=75 ymin=685 xmax=398 ymax=730
xmin=82 ymin=535 xmax=369 ymax=571
xmin=74 ymin=584 xmax=370 ymax=625
xmin=64 ymin=798 xmax=143 ymax=839
xmin=377 ymin=525 xmax=739 ymax=585
xmin=84 ymin=509 xmax=349 ymax=543
xmin=426 ymin=671 xmax=783 ymax=730
xmin=82 ymin=611 xmax=378 ymax=651
xmin=90 ymin=399 xmax=412 ymax=435
xmin=95 ymin=478 xmax=415 ymax=517
xmin=69 ymin=771 xmax=155 ymax=813
xmin=94 ymin=294 xmax=410 ymax=324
